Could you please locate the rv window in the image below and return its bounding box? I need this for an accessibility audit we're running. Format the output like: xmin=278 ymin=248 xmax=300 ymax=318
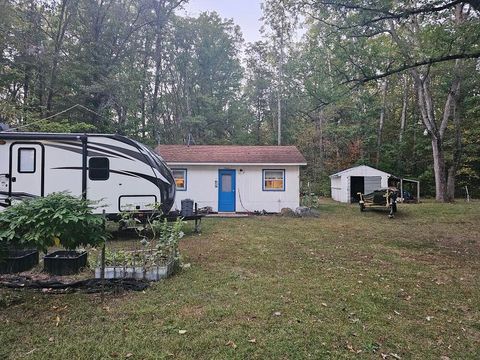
xmin=18 ymin=148 xmax=36 ymax=173
xmin=263 ymin=169 xmax=285 ymax=191
xmin=89 ymin=157 xmax=109 ymax=181
xmin=172 ymin=169 xmax=187 ymax=191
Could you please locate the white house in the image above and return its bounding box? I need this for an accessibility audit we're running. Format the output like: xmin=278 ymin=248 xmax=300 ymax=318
xmin=330 ymin=165 xmax=396 ymax=203
xmin=155 ymin=145 xmax=307 ymax=213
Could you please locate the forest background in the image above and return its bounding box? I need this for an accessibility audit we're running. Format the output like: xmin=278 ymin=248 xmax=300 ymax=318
xmin=1 ymin=0 xmax=479 ymax=200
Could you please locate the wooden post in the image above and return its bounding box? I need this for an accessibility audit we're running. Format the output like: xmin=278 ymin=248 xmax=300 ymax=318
xmin=417 ymin=181 xmax=420 ymax=203
xmin=101 ymin=210 xmax=106 ymax=303
xmin=400 ymin=179 xmax=404 ymax=203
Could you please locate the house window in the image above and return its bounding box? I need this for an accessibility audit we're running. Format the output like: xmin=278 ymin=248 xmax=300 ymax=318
xmin=263 ymin=169 xmax=285 ymax=191
xmin=172 ymin=169 xmax=187 ymax=191
xmin=89 ymin=157 xmax=109 ymax=180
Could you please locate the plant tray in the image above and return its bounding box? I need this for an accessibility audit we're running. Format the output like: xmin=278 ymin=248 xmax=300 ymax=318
xmin=0 ymin=249 xmax=39 ymax=274
xmin=95 ymin=260 xmax=178 ymax=281
xmin=44 ymin=251 xmax=88 ymax=276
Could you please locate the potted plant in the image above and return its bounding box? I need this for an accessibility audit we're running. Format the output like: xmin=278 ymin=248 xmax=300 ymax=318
xmin=0 ymin=193 xmax=109 ymax=275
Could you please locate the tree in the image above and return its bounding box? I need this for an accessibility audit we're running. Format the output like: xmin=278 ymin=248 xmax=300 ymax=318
xmin=297 ymin=0 xmax=480 ymax=201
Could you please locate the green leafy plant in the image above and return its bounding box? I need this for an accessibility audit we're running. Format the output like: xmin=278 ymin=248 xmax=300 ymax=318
xmin=112 ymin=206 xmax=184 ymax=267
xmin=0 ymin=193 xmax=110 ymax=253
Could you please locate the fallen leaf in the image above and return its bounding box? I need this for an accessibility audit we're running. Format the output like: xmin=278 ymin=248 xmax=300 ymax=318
xmin=48 ymin=337 xmax=54 ymax=342
xmin=273 ymin=311 xmax=281 ymax=316
xmin=426 ymin=316 xmax=432 ymax=321
xmin=55 ymin=316 xmax=60 ymax=327
xmin=321 ymin=303 xmax=327 ymax=307
xmin=247 ymin=338 xmax=256 ymax=343
xmin=178 ymin=330 xmax=187 ymax=335
xmin=126 ymin=353 xmax=133 ymax=358
xmin=226 ymin=340 xmax=237 ymax=349
xmin=389 ymin=353 xmax=401 ymax=359
xmin=381 ymin=353 xmax=388 ymax=359
xmin=394 ymin=310 xmax=401 ymax=316
xmin=25 ymin=348 xmax=36 ymax=355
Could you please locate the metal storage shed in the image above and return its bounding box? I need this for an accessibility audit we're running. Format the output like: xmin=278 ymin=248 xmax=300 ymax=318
xmin=330 ymin=165 xmax=394 ymax=203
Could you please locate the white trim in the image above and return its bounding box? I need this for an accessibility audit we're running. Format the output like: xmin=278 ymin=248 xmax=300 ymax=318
xmin=166 ymin=162 xmax=307 ymax=166
xmin=330 ymin=165 xmax=391 ymax=177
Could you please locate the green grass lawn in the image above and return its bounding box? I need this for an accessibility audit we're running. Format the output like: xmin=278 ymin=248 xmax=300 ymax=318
xmin=1 ymin=200 xmax=479 ymax=359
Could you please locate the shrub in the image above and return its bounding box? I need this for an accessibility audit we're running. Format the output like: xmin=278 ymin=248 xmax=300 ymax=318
xmin=0 ymin=193 xmax=109 ymax=253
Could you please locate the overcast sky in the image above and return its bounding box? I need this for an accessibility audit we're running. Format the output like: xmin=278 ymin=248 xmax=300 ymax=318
xmin=181 ymin=0 xmax=264 ymax=44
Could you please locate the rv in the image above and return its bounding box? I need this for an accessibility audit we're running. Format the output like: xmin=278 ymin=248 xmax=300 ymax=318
xmin=0 ymin=132 xmax=175 ymax=218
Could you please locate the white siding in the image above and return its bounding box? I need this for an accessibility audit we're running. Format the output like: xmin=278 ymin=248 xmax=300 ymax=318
xmin=330 ymin=176 xmax=342 ymax=202
xmin=330 ymin=165 xmax=391 ymax=203
xmin=170 ymin=164 xmax=300 ymax=213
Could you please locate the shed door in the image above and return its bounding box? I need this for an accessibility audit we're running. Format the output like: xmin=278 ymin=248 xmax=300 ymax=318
xmin=364 ymin=176 xmax=382 ymax=195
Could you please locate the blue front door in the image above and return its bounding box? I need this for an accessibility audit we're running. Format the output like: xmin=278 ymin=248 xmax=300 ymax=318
xmin=218 ymin=169 xmax=236 ymax=212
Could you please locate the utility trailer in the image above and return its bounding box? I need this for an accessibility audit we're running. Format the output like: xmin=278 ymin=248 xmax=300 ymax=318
xmin=0 ymin=132 xmax=175 ymax=218
xmin=358 ymin=187 xmax=398 ymax=218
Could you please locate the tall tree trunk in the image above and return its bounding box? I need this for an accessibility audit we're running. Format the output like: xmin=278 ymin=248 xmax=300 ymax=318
xmin=277 ymin=32 xmax=284 ymax=146
xmin=431 ymin=137 xmax=447 ymax=202
xmin=46 ymin=0 xmax=70 ymax=115
xmin=399 ymin=75 xmax=408 ymax=143
xmin=315 ymin=110 xmax=324 ymax=166
xmin=140 ymin=36 xmax=150 ymax=139
xmin=150 ymin=1 xmax=169 ymax=144
xmin=446 ymin=88 xmax=463 ymax=201
xmin=376 ymin=80 xmax=388 ymax=166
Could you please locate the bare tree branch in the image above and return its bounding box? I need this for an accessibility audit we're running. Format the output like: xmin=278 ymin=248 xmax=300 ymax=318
xmin=345 ymin=51 xmax=480 ymax=84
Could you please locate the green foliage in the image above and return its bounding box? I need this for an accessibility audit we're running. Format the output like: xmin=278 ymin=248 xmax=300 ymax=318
xmin=28 ymin=119 xmax=97 ymax=133
xmin=0 ymin=193 xmax=109 ymax=252
xmin=117 ymin=207 xmax=184 ymax=265
xmin=1 ymin=0 xmax=478 ymax=198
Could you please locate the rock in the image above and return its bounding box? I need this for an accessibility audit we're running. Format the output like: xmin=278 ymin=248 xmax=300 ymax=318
xmin=295 ymin=206 xmax=320 ymax=217
xmin=280 ymin=207 xmax=296 ymax=217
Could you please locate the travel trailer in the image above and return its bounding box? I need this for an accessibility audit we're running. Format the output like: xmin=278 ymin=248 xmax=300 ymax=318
xmin=0 ymin=132 xmax=175 ymax=217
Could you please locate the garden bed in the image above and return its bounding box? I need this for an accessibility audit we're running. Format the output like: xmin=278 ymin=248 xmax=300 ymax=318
xmin=0 ymin=249 xmax=39 ymax=274
xmin=44 ymin=251 xmax=88 ymax=276
xmin=95 ymin=258 xmax=178 ymax=281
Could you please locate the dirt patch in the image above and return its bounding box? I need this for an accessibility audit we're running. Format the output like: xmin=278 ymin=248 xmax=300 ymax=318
xmin=178 ymin=304 xmax=205 ymax=319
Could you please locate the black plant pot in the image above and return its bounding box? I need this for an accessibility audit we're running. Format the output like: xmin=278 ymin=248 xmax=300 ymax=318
xmin=44 ymin=251 xmax=88 ymax=276
xmin=0 ymin=249 xmax=39 ymax=274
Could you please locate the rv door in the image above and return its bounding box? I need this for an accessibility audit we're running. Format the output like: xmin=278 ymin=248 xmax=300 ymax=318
xmin=9 ymin=143 xmax=44 ymax=200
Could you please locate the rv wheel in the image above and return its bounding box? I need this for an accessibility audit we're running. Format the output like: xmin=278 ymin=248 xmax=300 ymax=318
xmin=359 ymin=204 xmax=365 ymax=212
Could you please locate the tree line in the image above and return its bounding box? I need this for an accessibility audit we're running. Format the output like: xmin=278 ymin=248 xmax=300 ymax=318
xmin=1 ymin=0 xmax=479 ymax=200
